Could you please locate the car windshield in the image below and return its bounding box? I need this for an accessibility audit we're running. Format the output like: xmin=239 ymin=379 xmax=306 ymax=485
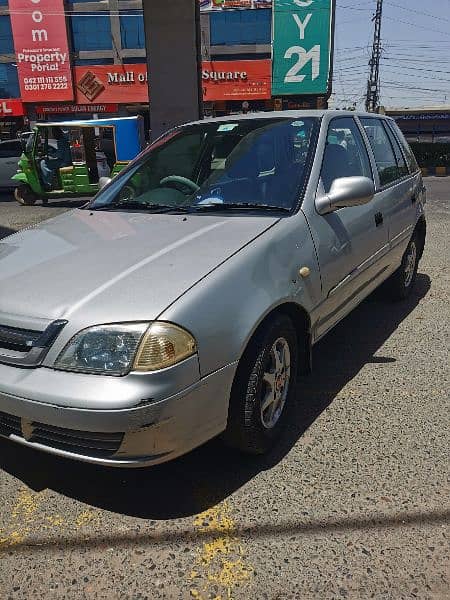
xmin=88 ymin=118 xmax=318 ymax=213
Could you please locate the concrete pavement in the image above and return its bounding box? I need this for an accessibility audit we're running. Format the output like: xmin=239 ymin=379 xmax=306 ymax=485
xmin=0 ymin=179 xmax=448 ymax=599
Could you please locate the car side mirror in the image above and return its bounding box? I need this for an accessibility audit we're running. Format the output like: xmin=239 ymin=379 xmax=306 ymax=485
xmin=98 ymin=176 xmax=112 ymax=190
xmin=316 ymin=176 xmax=375 ymax=215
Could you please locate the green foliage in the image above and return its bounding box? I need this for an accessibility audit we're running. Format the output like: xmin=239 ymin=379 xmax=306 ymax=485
xmin=410 ymin=143 xmax=450 ymax=168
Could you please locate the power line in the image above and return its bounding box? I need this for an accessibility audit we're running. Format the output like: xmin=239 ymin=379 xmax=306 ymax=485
xmin=384 ymin=1 xmax=449 ymax=23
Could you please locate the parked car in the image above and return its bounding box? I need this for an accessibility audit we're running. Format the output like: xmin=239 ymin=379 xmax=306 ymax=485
xmin=0 ymin=111 xmax=426 ymax=467
xmin=0 ymin=139 xmax=23 ymax=190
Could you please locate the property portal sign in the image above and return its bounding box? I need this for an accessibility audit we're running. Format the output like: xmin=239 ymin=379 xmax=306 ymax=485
xmin=9 ymin=0 xmax=73 ymax=102
xmin=272 ymin=0 xmax=334 ymax=96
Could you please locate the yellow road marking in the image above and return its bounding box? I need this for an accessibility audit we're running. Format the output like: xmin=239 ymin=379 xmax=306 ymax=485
xmin=190 ymin=502 xmax=253 ymax=600
xmin=0 ymin=489 xmax=99 ymax=548
xmin=0 ymin=489 xmax=42 ymax=547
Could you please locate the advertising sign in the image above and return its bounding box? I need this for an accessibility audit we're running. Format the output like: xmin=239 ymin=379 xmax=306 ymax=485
xmin=0 ymin=99 xmax=25 ymax=117
xmin=202 ymin=60 xmax=271 ymax=101
xmin=9 ymin=0 xmax=73 ymax=102
xmin=74 ymin=65 xmax=149 ymax=104
xmin=200 ymin=1 xmax=272 ymax=11
xmin=75 ymin=61 xmax=271 ymax=104
xmin=36 ymin=104 xmax=119 ymax=115
xmin=272 ymin=0 xmax=334 ymax=96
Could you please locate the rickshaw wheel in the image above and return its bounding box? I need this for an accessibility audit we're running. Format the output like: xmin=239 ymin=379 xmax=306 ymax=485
xmin=15 ymin=185 xmax=37 ymax=206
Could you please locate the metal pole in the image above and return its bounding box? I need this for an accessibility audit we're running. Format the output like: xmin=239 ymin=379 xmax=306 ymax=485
xmin=366 ymin=0 xmax=383 ymax=113
xmin=143 ymin=0 xmax=203 ymax=141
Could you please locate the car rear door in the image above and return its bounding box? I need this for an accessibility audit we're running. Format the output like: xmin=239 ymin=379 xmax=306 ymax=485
xmin=302 ymin=116 xmax=390 ymax=339
xmin=359 ymin=117 xmax=418 ymax=259
xmin=0 ymin=141 xmax=22 ymax=189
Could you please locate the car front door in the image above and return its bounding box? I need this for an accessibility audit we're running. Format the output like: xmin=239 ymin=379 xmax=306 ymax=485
xmin=0 ymin=141 xmax=22 ymax=189
xmin=302 ymin=116 xmax=390 ymax=340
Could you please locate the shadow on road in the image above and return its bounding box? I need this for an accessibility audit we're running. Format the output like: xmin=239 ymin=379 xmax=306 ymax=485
xmin=2 ymin=506 xmax=447 ymax=555
xmin=0 ymin=225 xmax=16 ymax=240
xmin=0 ymin=274 xmax=431 ymax=520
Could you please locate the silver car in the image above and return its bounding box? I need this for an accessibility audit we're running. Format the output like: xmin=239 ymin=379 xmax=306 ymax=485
xmin=0 ymin=111 xmax=426 ymax=467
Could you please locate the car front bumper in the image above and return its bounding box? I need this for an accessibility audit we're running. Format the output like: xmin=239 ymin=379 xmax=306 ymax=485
xmin=0 ymin=361 xmax=237 ymax=467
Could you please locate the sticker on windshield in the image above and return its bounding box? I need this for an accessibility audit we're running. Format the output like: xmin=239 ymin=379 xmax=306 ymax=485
xmin=217 ymin=124 xmax=239 ymax=132
xmin=291 ymin=121 xmax=305 ymax=127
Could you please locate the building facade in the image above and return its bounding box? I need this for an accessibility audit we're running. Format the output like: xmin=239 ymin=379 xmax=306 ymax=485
xmin=0 ymin=0 xmax=334 ymax=139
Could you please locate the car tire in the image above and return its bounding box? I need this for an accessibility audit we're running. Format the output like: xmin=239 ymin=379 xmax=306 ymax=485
xmin=14 ymin=185 xmax=37 ymax=206
xmin=385 ymin=232 xmax=420 ymax=301
xmin=223 ymin=314 xmax=298 ymax=455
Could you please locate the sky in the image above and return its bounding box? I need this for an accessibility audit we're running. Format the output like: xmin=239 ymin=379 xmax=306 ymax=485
xmin=331 ymin=0 xmax=450 ymax=109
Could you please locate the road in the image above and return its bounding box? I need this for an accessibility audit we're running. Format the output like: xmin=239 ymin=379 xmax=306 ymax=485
xmin=0 ymin=180 xmax=448 ymax=599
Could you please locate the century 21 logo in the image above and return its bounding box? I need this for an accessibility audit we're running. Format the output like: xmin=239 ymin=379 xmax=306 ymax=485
xmin=284 ymin=0 xmax=320 ymax=85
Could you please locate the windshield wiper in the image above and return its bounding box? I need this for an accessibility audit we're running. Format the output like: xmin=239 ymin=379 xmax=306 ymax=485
xmin=89 ymin=202 xmax=190 ymax=213
xmin=190 ymin=203 xmax=291 ymax=213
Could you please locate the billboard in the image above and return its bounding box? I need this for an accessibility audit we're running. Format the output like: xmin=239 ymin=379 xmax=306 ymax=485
xmin=200 ymin=1 xmax=272 ymax=11
xmin=74 ymin=65 xmax=149 ymax=104
xmin=0 ymin=99 xmax=25 ymax=117
xmin=74 ymin=61 xmax=271 ymax=104
xmin=9 ymin=0 xmax=73 ymax=102
xmin=272 ymin=0 xmax=334 ymax=96
xmin=202 ymin=60 xmax=271 ymax=101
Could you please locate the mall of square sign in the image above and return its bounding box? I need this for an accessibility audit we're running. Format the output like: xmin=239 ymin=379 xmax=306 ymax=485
xmin=272 ymin=0 xmax=335 ymax=96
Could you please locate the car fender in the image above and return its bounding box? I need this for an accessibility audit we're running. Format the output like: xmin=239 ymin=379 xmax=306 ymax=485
xmin=159 ymin=212 xmax=322 ymax=378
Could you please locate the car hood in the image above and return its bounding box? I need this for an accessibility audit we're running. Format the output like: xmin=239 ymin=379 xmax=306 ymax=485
xmin=0 ymin=209 xmax=279 ymax=325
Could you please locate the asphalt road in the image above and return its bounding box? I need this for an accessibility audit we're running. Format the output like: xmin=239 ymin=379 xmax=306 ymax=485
xmin=0 ymin=180 xmax=448 ymax=599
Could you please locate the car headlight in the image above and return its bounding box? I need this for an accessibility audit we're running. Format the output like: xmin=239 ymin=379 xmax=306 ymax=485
xmin=54 ymin=322 xmax=197 ymax=376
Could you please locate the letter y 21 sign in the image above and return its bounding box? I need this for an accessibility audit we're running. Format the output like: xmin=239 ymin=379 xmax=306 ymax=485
xmin=9 ymin=0 xmax=73 ymax=102
xmin=272 ymin=0 xmax=334 ymax=96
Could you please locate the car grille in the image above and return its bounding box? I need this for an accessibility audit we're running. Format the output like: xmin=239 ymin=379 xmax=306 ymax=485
xmin=0 ymin=411 xmax=123 ymax=458
xmin=0 ymin=320 xmax=67 ymax=368
xmin=0 ymin=324 xmax=42 ymax=353
xmin=0 ymin=411 xmax=22 ymax=437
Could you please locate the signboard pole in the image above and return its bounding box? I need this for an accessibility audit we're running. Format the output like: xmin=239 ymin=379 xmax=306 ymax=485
xmin=143 ymin=1 xmax=203 ymax=141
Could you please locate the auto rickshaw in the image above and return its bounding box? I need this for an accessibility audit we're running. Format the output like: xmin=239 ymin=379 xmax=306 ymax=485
xmin=13 ymin=116 xmax=145 ymax=205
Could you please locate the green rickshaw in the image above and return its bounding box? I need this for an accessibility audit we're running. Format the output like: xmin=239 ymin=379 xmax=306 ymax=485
xmin=13 ymin=116 xmax=145 ymax=205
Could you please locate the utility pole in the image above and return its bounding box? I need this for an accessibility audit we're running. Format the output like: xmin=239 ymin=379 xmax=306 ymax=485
xmin=365 ymin=0 xmax=383 ymax=112
xmin=142 ymin=1 xmax=203 ymax=141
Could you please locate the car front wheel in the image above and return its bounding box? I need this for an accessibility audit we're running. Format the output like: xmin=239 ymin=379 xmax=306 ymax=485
xmin=223 ymin=314 xmax=298 ymax=455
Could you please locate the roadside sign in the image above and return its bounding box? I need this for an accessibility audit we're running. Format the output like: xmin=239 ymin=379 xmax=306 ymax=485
xmin=272 ymin=0 xmax=335 ymax=96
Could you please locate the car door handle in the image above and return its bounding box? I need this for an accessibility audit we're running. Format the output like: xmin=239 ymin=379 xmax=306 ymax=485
xmin=375 ymin=212 xmax=383 ymax=227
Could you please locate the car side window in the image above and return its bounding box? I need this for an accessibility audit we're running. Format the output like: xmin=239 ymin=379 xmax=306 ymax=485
xmin=0 ymin=141 xmax=22 ymax=159
xmin=360 ymin=117 xmax=404 ymax=187
xmin=382 ymin=121 xmax=409 ymax=178
xmin=387 ymin=120 xmax=419 ymax=173
xmin=320 ymin=117 xmax=372 ymax=194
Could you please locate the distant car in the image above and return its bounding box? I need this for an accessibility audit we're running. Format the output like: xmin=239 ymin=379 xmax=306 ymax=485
xmin=0 ymin=139 xmax=23 ymax=190
xmin=0 ymin=111 xmax=426 ymax=468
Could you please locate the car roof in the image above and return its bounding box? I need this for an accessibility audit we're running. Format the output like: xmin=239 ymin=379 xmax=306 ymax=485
xmin=187 ymin=110 xmax=391 ymax=126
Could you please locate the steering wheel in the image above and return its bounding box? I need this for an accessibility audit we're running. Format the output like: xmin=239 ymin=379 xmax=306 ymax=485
xmin=118 ymin=185 xmax=136 ymax=203
xmin=159 ymin=175 xmax=200 ymax=194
